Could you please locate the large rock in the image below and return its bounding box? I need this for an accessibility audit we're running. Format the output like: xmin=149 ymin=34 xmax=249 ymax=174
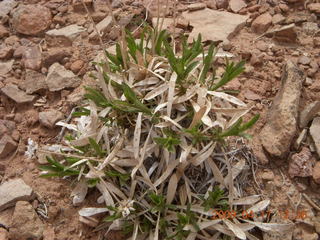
xmin=0 ymin=0 xmax=17 ymax=19
xmin=46 ymin=63 xmax=81 ymax=91
xmin=251 ymin=13 xmax=272 ymax=34
xmin=22 ymin=46 xmax=42 ymax=71
xmin=0 ymin=134 xmax=17 ymax=158
xmin=9 ymin=201 xmax=44 ymax=240
xmin=20 ymin=70 xmax=47 ymax=94
xmin=259 ymin=61 xmax=304 ymax=158
xmin=39 ymin=110 xmax=64 ymax=128
xmin=182 ymin=8 xmax=248 ymax=43
xmin=1 ymin=84 xmax=35 ymax=103
xmin=299 ymin=101 xmax=320 ymax=128
xmin=11 ymin=4 xmax=52 ymax=36
xmin=0 ymin=60 xmax=14 ymax=76
xmin=310 ymin=117 xmax=320 ymax=158
xmin=0 ymin=179 xmax=34 ymax=211
xmin=45 ymin=24 xmax=86 ymax=47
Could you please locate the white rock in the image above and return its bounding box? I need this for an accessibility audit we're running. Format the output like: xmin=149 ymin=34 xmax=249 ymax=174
xmin=0 ymin=179 xmax=34 ymax=211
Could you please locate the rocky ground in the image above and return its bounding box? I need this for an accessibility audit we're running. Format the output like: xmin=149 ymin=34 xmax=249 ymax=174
xmin=0 ymin=0 xmax=320 ymax=239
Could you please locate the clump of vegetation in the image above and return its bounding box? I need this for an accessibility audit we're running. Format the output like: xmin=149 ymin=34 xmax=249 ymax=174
xmin=37 ymin=25 xmax=292 ymax=239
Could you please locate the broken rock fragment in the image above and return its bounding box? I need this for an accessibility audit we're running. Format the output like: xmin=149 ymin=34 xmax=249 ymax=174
xmin=20 ymin=70 xmax=47 ymax=94
xmin=39 ymin=110 xmax=64 ymax=128
xmin=45 ymin=24 xmax=86 ymax=47
xmin=0 ymin=134 xmax=17 ymax=158
xmin=229 ymin=0 xmax=247 ymax=13
xmin=182 ymin=8 xmax=248 ymax=43
xmin=1 ymin=84 xmax=35 ymax=103
xmin=299 ymin=101 xmax=320 ymax=128
xmin=313 ymin=162 xmax=320 ymax=184
xmin=46 ymin=62 xmax=81 ymax=91
xmin=0 ymin=60 xmax=14 ymax=76
xmin=251 ymin=13 xmax=272 ymax=34
xmin=21 ymin=46 xmax=42 ymax=71
xmin=310 ymin=117 xmax=320 ymax=158
xmin=0 ymin=179 xmax=34 ymax=211
xmin=259 ymin=61 xmax=304 ymax=158
xmin=288 ymin=147 xmax=313 ymax=178
xmin=9 ymin=201 xmax=44 ymax=240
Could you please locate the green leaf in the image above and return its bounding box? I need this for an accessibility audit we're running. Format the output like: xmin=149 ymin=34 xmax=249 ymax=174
xmin=199 ymin=43 xmax=215 ymax=83
xmin=89 ymin=138 xmax=104 ymax=157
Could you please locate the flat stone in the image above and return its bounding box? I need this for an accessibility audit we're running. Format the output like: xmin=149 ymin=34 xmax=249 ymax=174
xmin=260 ymin=61 xmax=304 ymax=158
xmin=251 ymin=13 xmax=272 ymax=34
xmin=9 ymin=201 xmax=44 ymax=240
xmin=299 ymin=101 xmax=320 ymax=128
xmin=39 ymin=110 xmax=64 ymax=128
xmin=313 ymin=162 xmax=320 ymax=184
xmin=288 ymin=147 xmax=313 ymax=178
xmin=0 ymin=60 xmax=14 ymax=76
xmin=20 ymin=70 xmax=47 ymax=94
xmin=46 ymin=62 xmax=81 ymax=91
xmin=1 ymin=84 xmax=35 ymax=103
xmin=0 ymin=134 xmax=17 ymax=158
xmin=11 ymin=4 xmax=52 ymax=36
xmin=22 ymin=46 xmax=42 ymax=71
xmin=187 ymin=3 xmax=206 ymax=11
xmin=0 ymin=0 xmax=18 ymax=19
xmin=308 ymin=3 xmax=320 ymax=14
xmin=182 ymin=8 xmax=248 ymax=43
xmin=0 ymin=179 xmax=34 ymax=211
xmin=45 ymin=24 xmax=86 ymax=47
xmin=229 ymin=0 xmax=247 ymax=13
xmin=272 ymin=14 xmax=285 ymax=25
xmin=89 ymin=15 xmax=112 ymax=39
xmin=271 ymin=24 xmax=297 ymax=43
xmin=310 ymin=117 xmax=320 ymax=158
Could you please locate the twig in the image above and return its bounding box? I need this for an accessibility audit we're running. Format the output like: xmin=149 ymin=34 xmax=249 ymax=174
xmin=302 ymin=193 xmax=320 ymax=212
xmin=56 ymin=107 xmax=76 ymax=142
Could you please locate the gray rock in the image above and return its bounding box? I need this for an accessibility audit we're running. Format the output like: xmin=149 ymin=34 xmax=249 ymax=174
xmin=0 ymin=134 xmax=17 ymax=158
xmin=310 ymin=117 xmax=320 ymax=158
xmin=1 ymin=84 xmax=35 ymax=103
xmin=0 ymin=0 xmax=17 ymax=19
xmin=260 ymin=61 xmax=304 ymax=158
xmin=0 ymin=179 xmax=34 ymax=211
xmin=299 ymin=101 xmax=320 ymax=128
xmin=45 ymin=24 xmax=86 ymax=47
xmin=46 ymin=63 xmax=81 ymax=91
xmin=182 ymin=8 xmax=248 ymax=43
xmin=20 ymin=70 xmax=47 ymax=94
xmin=0 ymin=60 xmax=14 ymax=76
xmin=39 ymin=110 xmax=64 ymax=128
xmin=9 ymin=201 xmax=44 ymax=240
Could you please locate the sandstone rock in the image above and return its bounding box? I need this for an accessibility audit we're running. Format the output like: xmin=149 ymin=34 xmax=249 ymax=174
xmin=0 ymin=25 xmax=9 ymax=39
xmin=0 ymin=60 xmax=14 ymax=76
xmin=88 ymin=15 xmax=112 ymax=39
xmin=251 ymin=13 xmax=272 ymax=34
xmin=308 ymin=3 xmax=320 ymax=14
xmin=22 ymin=46 xmax=42 ymax=71
xmin=229 ymin=0 xmax=246 ymax=13
xmin=216 ymin=0 xmax=228 ymax=9
xmin=0 ymin=179 xmax=34 ymax=211
xmin=272 ymin=24 xmax=297 ymax=43
xmin=1 ymin=84 xmax=35 ymax=103
xmin=182 ymin=8 xmax=248 ymax=43
xmin=11 ymin=5 xmax=52 ymax=36
xmin=9 ymin=201 xmax=44 ymax=240
xmin=20 ymin=70 xmax=47 ymax=94
xmin=0 ymin=0 xmax=18 ymax=19
xmin=0 ymin=134 xmax=17 ymax=158
xmin=70 ymin=59 xmax=84 ymax=73
xmin=313 ymin=162 xmax=320 ymax=184
xmin=45 ymin=24 xmax=86 ymax=47
xmin=272 ymin=14 xmax=285 ymax=25
xmin=187 ymin=3 xmax=206 ymax=11
xmin=0 ymin=47 xmax=13 ymax=60
xmin=42 ymin=48 xmax=72 ymax=67
xmin=260 ymin=61 xmax=304 ymax=158
xmin=310 ymin=117 xmax=320 ymax=157
xmin=299 ymin=101 xmax=320 ymax=128
xmin=46 ymin=63 xmax=81 ymax=91
xmin=39 ymin=110 xmax=64 ymax=128
xmin=288 ymin=147 xmax=313 ymax=178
